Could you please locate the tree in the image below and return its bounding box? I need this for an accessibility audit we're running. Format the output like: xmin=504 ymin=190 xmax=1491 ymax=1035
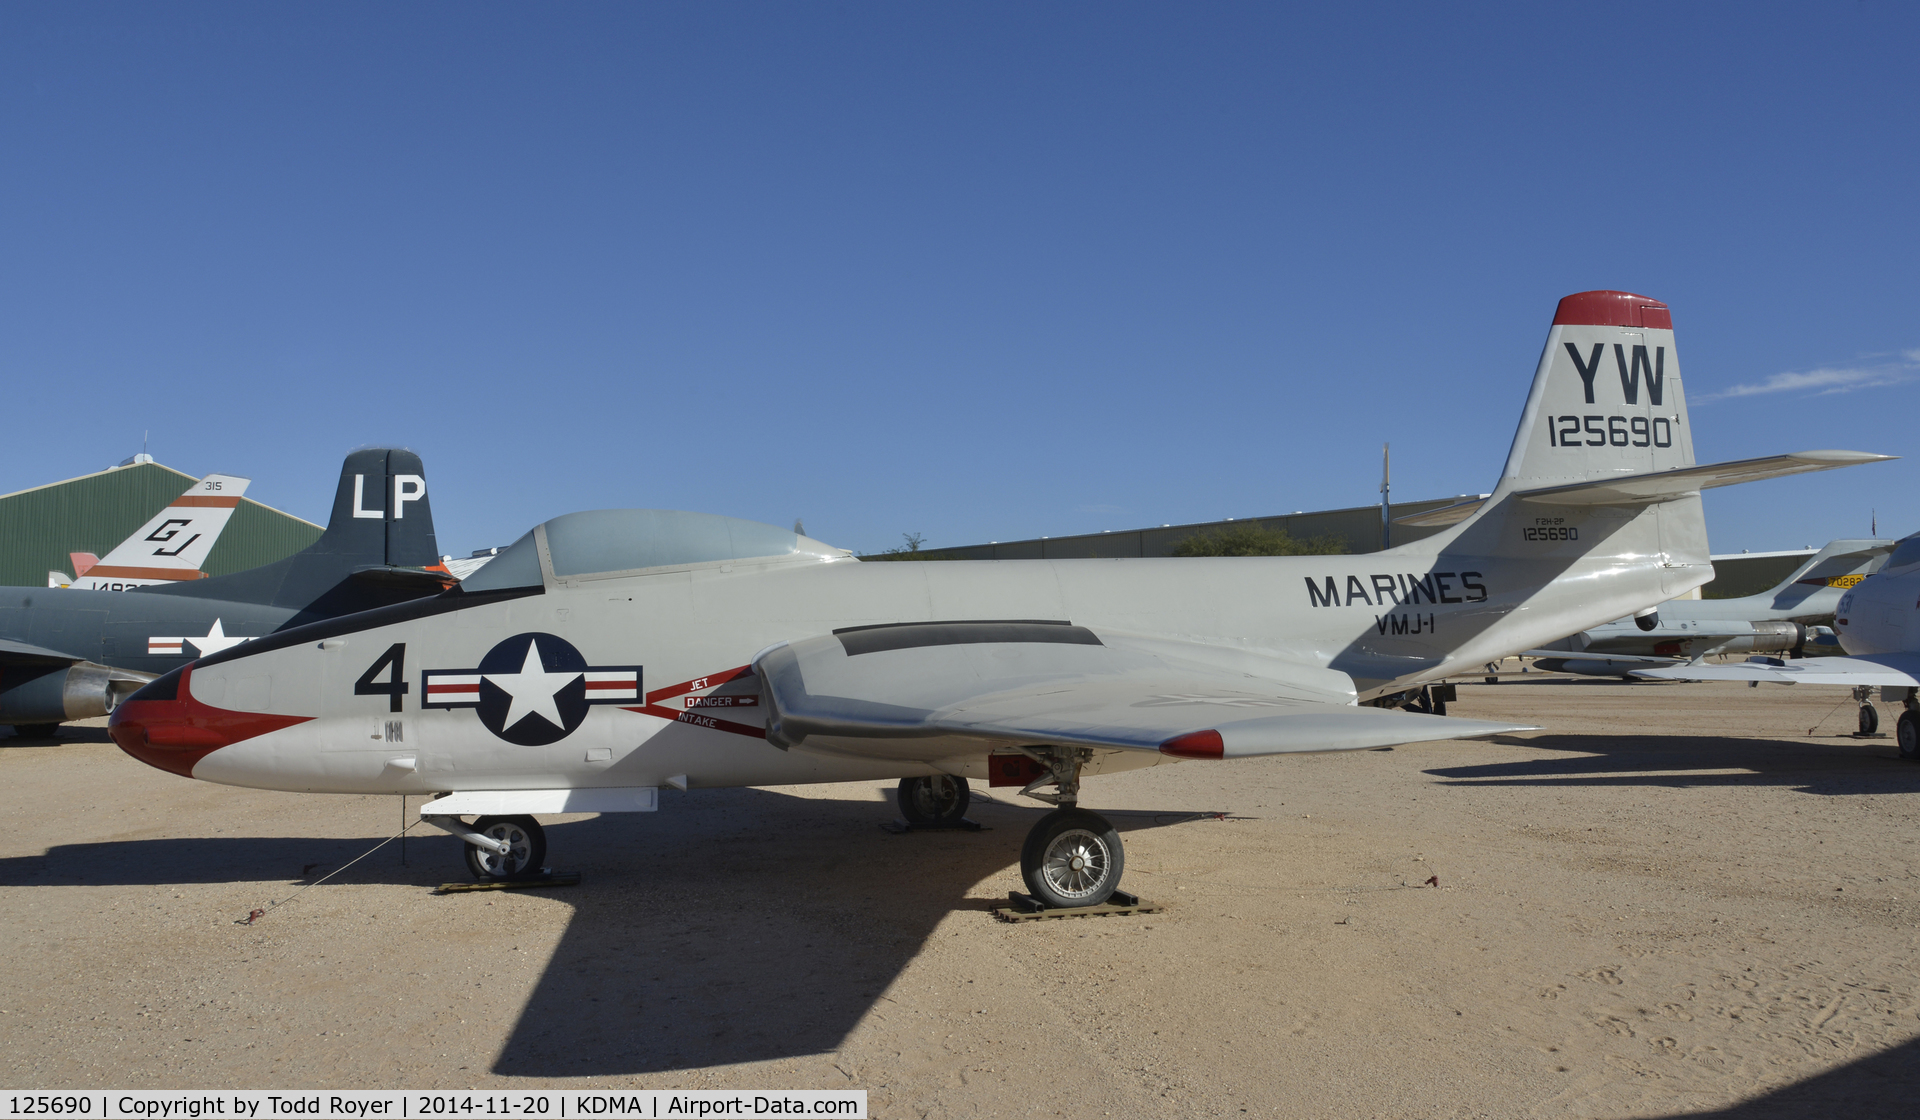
xmin=1169 ymin=524 xmax=1347 ymax=557
xmin=859 ymin=532 xmax=952 ymax=561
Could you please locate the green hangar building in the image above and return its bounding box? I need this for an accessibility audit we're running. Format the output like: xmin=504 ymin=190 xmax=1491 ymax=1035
xmin=0 ymin=456 xmax=323 ymax=588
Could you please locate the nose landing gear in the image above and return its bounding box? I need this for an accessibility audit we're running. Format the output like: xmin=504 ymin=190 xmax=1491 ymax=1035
xmin=895 ymin=774 xmax=973 ymax=828
xmin=461 ymin=815 xmax=546 ymax=880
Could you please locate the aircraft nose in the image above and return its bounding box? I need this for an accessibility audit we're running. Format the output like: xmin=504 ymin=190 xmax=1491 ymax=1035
xmin=110 ymin=663 xmax=312 ymax=779
xmin=110 ymin=665 xmax=233 ymax=777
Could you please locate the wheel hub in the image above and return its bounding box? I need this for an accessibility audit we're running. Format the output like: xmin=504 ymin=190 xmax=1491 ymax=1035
xmin=1042 ymin=829 xmax=1111 ymax=899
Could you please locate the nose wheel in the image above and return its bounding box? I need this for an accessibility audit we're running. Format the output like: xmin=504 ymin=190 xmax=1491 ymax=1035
xmin=1020 ymin=807 xmax=1125 ymax=908
xmin=462 ymin=815 xmax=546 ymax=880
xmin=1898 ymin=711 xmax=1919 ymax=761
xmin=896 ymin=774 xmax=972 ymax=827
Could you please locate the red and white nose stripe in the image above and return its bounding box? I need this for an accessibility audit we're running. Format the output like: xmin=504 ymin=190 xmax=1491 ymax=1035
xmin=109 ymin=664 xmax=310 ymax=778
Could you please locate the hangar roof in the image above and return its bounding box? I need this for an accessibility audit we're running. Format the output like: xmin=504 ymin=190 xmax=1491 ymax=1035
xmin=0 ymin=460 xmax=323 ymax=588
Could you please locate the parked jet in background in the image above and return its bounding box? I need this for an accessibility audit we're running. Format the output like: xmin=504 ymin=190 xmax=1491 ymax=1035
xmin=1636 ymin=530 xmax=1920 ymax=754
xmin=1 ymin=449 xmax=449 ymax=737
xmin=51 ymin=473 xmax=254 ymax=591
xmin=1527 ymin=537 xmax=1895 ymax=676
xmin=111 ymin=291 xmax=1893 ymax=906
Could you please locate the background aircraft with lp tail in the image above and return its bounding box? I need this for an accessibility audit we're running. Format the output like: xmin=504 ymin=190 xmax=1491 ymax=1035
xmin=1 ymin=449 xmax=450 ymax=737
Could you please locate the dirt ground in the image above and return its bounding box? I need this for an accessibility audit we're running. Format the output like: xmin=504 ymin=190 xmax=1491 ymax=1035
xmin=3 ymin=677 xmax=1917 ymax=1118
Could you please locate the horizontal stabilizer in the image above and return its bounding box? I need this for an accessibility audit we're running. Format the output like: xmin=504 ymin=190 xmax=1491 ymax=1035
xmin=1517 ymin=450 xmax=1894 ymax=507
xmin=1394 ymin=497 xmax=1487 ymax=528
xmin=348 ymin=565 xmax=458 ymax=592
xmin=1634 ymin=653 xmax=1920 ymax=688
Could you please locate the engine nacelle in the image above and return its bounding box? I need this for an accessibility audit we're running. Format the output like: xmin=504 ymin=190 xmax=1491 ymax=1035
xmin=0 ymin=661 xmax=156 ymax=725
xmin=1715 ymin=620 xmax=1807 ymax=655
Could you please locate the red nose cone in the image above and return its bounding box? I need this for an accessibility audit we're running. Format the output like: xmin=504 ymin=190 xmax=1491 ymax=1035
xmin=110 ymin=664 xmax=310 ymax=778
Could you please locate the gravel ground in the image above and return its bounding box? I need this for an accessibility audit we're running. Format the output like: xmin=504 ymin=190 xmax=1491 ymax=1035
xmin=3 ymin=677 xmax=1917 ymax=1118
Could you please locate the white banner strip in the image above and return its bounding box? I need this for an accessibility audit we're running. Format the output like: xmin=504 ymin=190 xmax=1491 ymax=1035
xmin=0 ymin=1093 xmax=866 ymax=1120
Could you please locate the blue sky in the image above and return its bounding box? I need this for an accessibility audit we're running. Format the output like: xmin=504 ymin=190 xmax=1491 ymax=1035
xmin=3 ymin=3 xmax=1914 ymax=557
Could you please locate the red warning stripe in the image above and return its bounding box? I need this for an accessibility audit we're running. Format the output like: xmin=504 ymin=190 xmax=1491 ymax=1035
xmin=625 ymin=665 xmax=763 ymax=738
xmin=169 ymin=496 xmax=242 ymax=508
xmin=85 ymin=566 xmax=209 ymax=581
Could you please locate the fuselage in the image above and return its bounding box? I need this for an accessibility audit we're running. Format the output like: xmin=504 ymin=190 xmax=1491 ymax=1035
xmin=2 ymin=584 xmax=297 ymax=677
xmin=1836 ymin=565 xmax=1920 ymax=656
xmin=113 ymin=499 xmax=1699 ymax=798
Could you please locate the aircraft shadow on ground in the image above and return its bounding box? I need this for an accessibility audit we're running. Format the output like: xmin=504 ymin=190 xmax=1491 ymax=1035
xmin=491 ymin=786 xmax=1201 ymax=1077
xmin=4 ymin=782 xmax=1201 ymax=1076
xmin=1425 ymin=733 xmax=1920 ymax=797
xmin=1 ymin=727 xmax=114 ymax=746
xmin=1656 ymin=1035 xmax=1920 ymax=1119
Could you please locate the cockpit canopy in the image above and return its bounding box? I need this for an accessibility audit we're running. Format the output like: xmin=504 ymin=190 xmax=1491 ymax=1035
xmin=1886 ymin=531 xmax=1920 ymax=573
xmin=462 ymin=509 xmax=846 ymax=591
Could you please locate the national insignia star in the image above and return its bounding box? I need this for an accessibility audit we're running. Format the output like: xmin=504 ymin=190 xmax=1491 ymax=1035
xmin=484 ymin=638 xmax=582 ymax=731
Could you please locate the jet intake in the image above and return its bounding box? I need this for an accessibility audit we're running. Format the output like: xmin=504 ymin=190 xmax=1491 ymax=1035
xmin=0 ymin=661 xmax=154 ymax=724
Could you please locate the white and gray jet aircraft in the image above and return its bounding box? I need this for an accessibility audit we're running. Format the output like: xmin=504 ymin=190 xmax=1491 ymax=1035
xmin=109 ymin=291 xmax=1894 ymax=907
xmin=1634 ymin=530 xmax=1920 ymax=755
xmin=1522 ymin=537 xmax=1894 ymax=677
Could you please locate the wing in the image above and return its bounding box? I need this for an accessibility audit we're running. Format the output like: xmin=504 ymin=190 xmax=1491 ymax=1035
xmin=1634 ymin=653 xmax=1920 ymax=687
xmin=754 ymin=622 xmax=1534 ymax=762
xmin=0 ymin=636 xmax=85 ymax=665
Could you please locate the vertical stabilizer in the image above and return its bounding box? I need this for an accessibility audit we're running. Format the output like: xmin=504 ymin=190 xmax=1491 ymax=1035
xmin=1495 ymin=291 xmax=1694 ymax=498
xmin=143 ymin=448 xmax=448 ymax=622
xmin=1751 ymin=538 xmax=1897 ymax=617
xmin=67 ymin=474 xmax=252 ymax=590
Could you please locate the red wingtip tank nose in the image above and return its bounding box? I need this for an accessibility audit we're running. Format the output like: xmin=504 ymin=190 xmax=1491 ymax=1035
xmin=110 ymin=664 xmax=310 ymax=778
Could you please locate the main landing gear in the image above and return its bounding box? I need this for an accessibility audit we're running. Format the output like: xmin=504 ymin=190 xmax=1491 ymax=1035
xmin=898 ymin=750 xmax=1128 ymax=908
xmin=1010 ymin=746 xmax=1125 ymax=909
xmin=1895 ymin=687 xmax=1920 ymax=762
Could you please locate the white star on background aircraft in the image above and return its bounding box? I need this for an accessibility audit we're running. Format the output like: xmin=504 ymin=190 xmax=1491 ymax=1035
xmin=487 ymin=640 xmax=579 ymax=731
xmin=111 ymin=291 xmax=1895 ymax=908
xmin=187 ymin=619 xmax=252 ymax=657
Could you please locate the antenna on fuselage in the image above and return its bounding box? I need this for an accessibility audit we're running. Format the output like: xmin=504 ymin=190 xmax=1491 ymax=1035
xmin=1379 ymin=443 xmax=1391 ymax=551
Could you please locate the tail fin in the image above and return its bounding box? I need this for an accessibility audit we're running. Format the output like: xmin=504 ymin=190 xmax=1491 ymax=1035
xmin=1753 ymin=538 xmax=1897 ymax=616
xmin=1496 ymin=291 xmax=1693 ymax=497
xmin=1389 ymin=292 xmax=1893 ymax=675
xmin=67 ymin=473 xmax=252 ymax=590
xmin=145 ymin=448 xmax=449 ymax=621
xmin=310 ymin=447 xmax=443 ymax=571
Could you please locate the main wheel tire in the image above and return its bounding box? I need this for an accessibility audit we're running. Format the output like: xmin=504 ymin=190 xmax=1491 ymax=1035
xmin=1020 ymin=808 xmax=1124 ymax=908
xmin=897 ymin=775 xmax=970 ymax=826
xmin=8 ymin=723 xmax=58 ymax=740
xmin=463 ymin=815 xmax=546 ymax=880
xmin=1898 ymin=711 xmax=1919 ymax=761
xmin=1859 ymin=704 xmax=1880 ymax=735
